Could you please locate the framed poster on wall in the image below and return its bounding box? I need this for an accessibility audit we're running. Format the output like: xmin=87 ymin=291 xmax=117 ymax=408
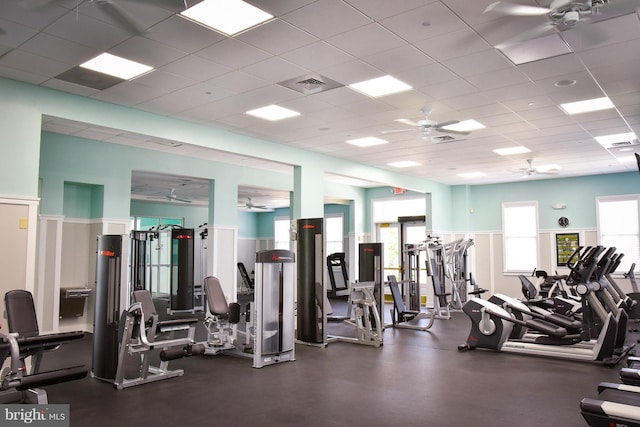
xmin=556 ymin=233 xmax=580 ymax=266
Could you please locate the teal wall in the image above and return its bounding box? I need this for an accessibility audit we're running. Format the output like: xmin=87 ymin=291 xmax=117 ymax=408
xmin=39 ymin=131 xmax=292 ymax=226
xmin=453 ymin=172 xmax=639 ymax=232
xmin=238 ymin=211 xmax=258 ymax=239
xmin=63 ymin=182 xmax=104 ymax=219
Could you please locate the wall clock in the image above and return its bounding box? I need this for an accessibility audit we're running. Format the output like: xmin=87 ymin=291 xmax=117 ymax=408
xmin=558 ymin=216 xmax=569 ymax=228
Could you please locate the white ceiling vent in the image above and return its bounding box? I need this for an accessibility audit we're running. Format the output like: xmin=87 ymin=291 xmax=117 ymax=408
xmin=278 ymin=73 xmax=343 ymax=95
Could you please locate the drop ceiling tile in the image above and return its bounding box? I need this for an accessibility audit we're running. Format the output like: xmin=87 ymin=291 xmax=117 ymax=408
xmin=280 ymin=41 xmax=355 ymax=74
xmin=111 ymin=36 xmax=187 ymax=68
xmin=380 ymin=2 xmax=468 ymax=43
xmin=499 ymin=33 xmax=572 ymax=65
xmin=160 ymin=55 xmax=232 ymax=82
xmin=316 ymin=59 xmax=381 ymax=86
xmin=442 ymin=49 xmax=513 ymax=77
xmin=419 ymin=78 xmax=478 ymax=101
xmin=43 ymin=12 xmax=130 ymax=51
xmin=361 ymin=45 xmax=435 ymax=75
xmin=241 ymin=56 xmax=310 ymax=84
xmin=0 ymin=48 xmax=69 ymax=78
xmin=205 ymin=71 xmax=268 ymax=95
xmin=244 ymin=0 xmax=318 ymax=18
xmin=134 ymin=69 xmax=196 ymax=93
xmin=18 ymin=32 xmax=98 ymax=66
xmin=561 ymin=13 xmax=640 ymax=52
xmin=327 ymin=23 xmax=406 ymax=58
xmin=281 ymin=0 xmax=372 ymax=39
xmin=517 ymin=105 xmax=564 ymax=121
xmin=517 ymin=52 xmax=585 ymax=81
xmin=482 ymin=81 xmax=547 ymax=102
xmin=464 ymin=67 xmax=530 ymax=91
xmin=441 ymin=0 xmax=506 ymax=26
xmin=414 ymin=27 xmax=493 ymax=62
xmin=0 ymin=19 xmax=45 ymax=49
xmin=145 ymin=15 xmax=225 ymax=53
xmin=236 ymin=19 xmax=318 ymax=55
xmin=41 ymin=77 xmax=101 ymax=96
xmin=500 ymin=95 xmax=556 ymax=112
xmin=578 ymin=38 xmax=640 ymax=69
xmin=90 ymin=80 xmax=170 ymax=106
xmin=344 ymin=0 xmax=432 ymax=20
xmin=396 ymin=62 xmax=459 ymax=88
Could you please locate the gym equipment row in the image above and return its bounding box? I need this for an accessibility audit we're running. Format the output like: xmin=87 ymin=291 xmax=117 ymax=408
xmin=458 ymin=245 xmax=634 ymax=365
xmin=1 ymin=290 xmax=87 ymax=404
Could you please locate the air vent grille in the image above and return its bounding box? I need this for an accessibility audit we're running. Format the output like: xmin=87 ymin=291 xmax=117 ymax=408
xmin=278 ymin=73 xmax=343 ymax=95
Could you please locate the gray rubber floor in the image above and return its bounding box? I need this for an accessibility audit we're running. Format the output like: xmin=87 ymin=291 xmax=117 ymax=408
xmin=39 ymin=308 xmax=633 ymax=427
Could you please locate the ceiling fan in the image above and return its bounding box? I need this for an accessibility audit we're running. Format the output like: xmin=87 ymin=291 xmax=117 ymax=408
xmin=238 ymin=198 xmax=268 ymax=210
xmin=160 ymin=188 xmax=192 ymax=203
xmin=516 ymin=159 xmax=560 ymax=177
xmin=382 ymin=107 xmax=471 ymax=138
xmin=16 ymin=0 xmax=188 ymax=35
xmin=483 ymin=0 xmax=623 ymax=47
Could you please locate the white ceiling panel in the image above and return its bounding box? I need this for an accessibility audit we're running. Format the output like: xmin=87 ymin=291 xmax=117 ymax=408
xmin=413 ymin=27 xmax=492 ymax=62
xmin=327 ymin=23 xmax=406 ymax=58
xmin=281 ymin=41 xmax=355 ymax=71
xmin=379 ymin=2 xmax=469 ymax=43
xmin=236 ymin=19 xmax=318 ymax=55
xmin=281 ymin=0 xmax=372 ymax=39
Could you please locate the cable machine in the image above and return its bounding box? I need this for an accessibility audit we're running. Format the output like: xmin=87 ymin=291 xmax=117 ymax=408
xmin=129 ymin=225 xmax=208 ymax=313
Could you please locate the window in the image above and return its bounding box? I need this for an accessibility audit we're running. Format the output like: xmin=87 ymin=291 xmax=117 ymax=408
xmin=597 ymin=195 xmax=640 ymax=273
xmin=325 ymin=215 xmax=344 ymax=256
xmin=502 ymin=201 xmax=538 ymax=273
xmin=274 ymin=217 xmax=290 ymax=250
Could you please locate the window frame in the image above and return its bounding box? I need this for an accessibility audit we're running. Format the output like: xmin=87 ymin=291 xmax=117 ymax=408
xmin=324 ymin=213 xmax=344 ymax=257
xmin=273 ymin=216 xmax=290 ymax=250
xmin=502 ymin=201 xmax=539 ymax=274
xmin=596 ymin=194 xmax=640 ymax=275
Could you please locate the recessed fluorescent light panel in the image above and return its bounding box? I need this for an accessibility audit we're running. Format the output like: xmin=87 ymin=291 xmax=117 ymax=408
xmin=594 ymin=132 xmax=637 ymax=148
xmin=180 ymin=0 xmax=273 ymax=36
xmin=559 ymin=97 xmax=615 ymax=115
xmin=388 ymin=160 xmax=421 ymax=168
xmin=493 ymin=146 xmax=531 ymax=156
xmin=348 ymin=75 xmax=412 ymax=98
xmin=458 ymin=172 xmax=486 ymax=178
xmin=80 ymin=53 xmax=153 ymax=80
xmin=245 ymin=105 xmax=300 ymax=121
xmin=345 ymin=137 xmax=389 ymax=147
xmin=440 ymin=120 xmax=485 ymax=133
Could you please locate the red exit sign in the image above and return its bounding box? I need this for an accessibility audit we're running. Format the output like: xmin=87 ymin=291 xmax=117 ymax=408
xmin=392 ymin=187 xmax=405 ymax=195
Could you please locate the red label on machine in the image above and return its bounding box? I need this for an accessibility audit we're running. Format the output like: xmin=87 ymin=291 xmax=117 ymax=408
xmin=175 ymin=235 xmax=192 ymax=239
xmin=99 ymin=250 xmax=115 ymax=257
xmin=364 ymin=248 xmax=374 ymax=252
xmin=302 ymin=225 xmax=315 ymax=229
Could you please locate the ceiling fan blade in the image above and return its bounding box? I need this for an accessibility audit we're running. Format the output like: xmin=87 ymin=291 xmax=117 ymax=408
xmin=495 ymin=21 xmax=557 ymax=48
xmin=484 ymin=1 xmax=551 ymax=16
xmin=549 ymin=0 xmax=575 ymax=10
xmin=434 ymin=120 xmax=460 ymax=128
xmin=18 ymin=0 xmax=57 ymax=9
xmin=394 ymin=118 xmax=420 ymax=127
xmin=95 ymin=0 xmax=148 ymax=34
xmin=130 ymin=0 xmax=188 ymax=10
xmin=381 ymin=128 xmax=416 ymax=135
xmin=435 ymin=127 xmax=471 ymax=136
